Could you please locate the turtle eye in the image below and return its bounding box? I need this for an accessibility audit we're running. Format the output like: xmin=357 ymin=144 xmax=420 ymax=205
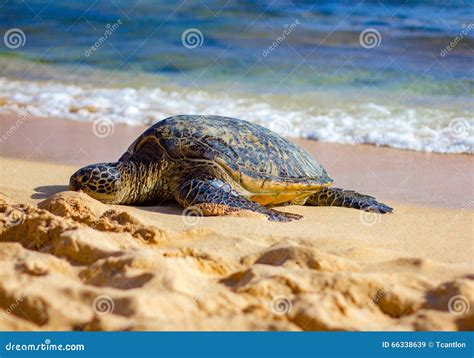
xmin=79 ymin=170 xmax=93 ymax=183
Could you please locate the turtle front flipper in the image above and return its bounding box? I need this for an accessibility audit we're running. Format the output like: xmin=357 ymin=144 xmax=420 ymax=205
xmin=305 ymin=187 xmax=393 ymax=213
xmin=176 ymin=178 xmax=302 ymax=222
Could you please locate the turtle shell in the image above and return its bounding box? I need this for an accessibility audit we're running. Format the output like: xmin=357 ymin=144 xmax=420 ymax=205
xmin=120 ymin=115 xmax=333 ymax=201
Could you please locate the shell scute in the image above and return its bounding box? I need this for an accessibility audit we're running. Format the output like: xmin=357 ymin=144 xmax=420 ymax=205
xmin=121 ymin=115 xmax=333 ymax=193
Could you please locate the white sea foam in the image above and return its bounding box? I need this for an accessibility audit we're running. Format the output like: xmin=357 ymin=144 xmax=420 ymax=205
xmin=0 ymin=78 xmax=472 ymax=154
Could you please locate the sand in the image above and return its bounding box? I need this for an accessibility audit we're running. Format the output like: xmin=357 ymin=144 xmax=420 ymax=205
xmin=0 ymin=113 xmax=473 ymax=331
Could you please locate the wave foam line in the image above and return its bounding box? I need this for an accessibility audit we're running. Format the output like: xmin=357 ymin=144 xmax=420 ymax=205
xmin=0 ymin=78 xmax=472 ymax=154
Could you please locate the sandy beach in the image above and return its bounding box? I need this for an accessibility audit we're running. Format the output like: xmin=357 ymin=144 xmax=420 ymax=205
xmin=0 ymin=113 xmax=473 ymax=331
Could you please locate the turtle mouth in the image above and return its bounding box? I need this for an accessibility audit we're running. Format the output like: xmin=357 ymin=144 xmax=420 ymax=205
xmin=69 ymin=169 xmax=91 ymax=192
xmin=69 ymin=176 xmax=82 ymax=191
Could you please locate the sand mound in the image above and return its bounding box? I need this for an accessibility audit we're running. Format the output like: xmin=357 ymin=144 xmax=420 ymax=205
xmin=0 ymin=192 xmax=472 ymax=331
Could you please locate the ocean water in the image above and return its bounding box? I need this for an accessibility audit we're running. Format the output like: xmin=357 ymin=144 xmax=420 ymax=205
xmin=0 ymin=0 xmax=472 ymax=153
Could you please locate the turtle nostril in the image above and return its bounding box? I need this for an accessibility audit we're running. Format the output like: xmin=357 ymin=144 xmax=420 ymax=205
xmin=69 ymin=176 xmax=82 ymax=191
xmin=69 ymin=180 xmax=77 ymax=191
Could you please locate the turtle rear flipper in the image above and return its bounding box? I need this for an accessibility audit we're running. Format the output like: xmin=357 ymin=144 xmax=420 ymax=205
xmin=176 ymin=178 xmax=302 ymax=222
xmin=305 ymin=187 xmax=393 ymax=213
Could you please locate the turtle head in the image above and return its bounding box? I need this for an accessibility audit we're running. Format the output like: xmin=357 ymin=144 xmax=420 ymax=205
xmin=69 ymin=162 xmax=125 ymax=204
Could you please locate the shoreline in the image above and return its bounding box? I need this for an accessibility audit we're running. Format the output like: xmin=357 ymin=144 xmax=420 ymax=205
xmin=0 ymin=113 xmax=472 ymax=209
xmin=0 ymin=113 xmax=473 ymax=331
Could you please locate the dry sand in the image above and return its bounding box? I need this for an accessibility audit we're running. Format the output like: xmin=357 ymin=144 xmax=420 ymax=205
xmin=0 ymin=113 xmax=473 ymax=331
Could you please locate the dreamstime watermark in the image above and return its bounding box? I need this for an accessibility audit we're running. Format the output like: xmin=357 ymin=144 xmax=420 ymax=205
xmin=449 ymin=118 xmax=470 ymax=139
xmin=181 ymin=206 xmax=204 ymax=227
xmin=447 ymin=295 xmax=470 ymax=316
xmin=3 ymin=28 xmax=26 ymax=49
xmin=5 ymin=339 xmax=85 ymax=352
xmin=0 ymin=112 xmax=31 ymax=144
xmin=92 ymin=294 xmax=115 ymax=315
xmin=268 ymin=118 xmax=293 ymax=137
xmin=359 ymin=209 xmax=382 ymax=226
xmin=2 ymin=208 xmax=26 ymax=228
xmin=363 ymin=287 xmax=389 ymax=313
xmin=270 ymin=295 xmax=292 ymax=315
xmin=440 ymin=23 xmax=474 ymax=57
xmin=262 ymin=19 xmax=300 ymax=57
xmin=359 ymin=28 xmax=382 ymax=49
xmin=439 ymin=200 xmax=473 ymax=233
xmin=92 ymin=117 xmax=115 ymax=138
xmin=0 ymin=290 xmax=29 ymax=321
xmin=181 ymin=28 xmax=204 ymax=49
xmin=84 ymin=19 xmax=122 ymax=57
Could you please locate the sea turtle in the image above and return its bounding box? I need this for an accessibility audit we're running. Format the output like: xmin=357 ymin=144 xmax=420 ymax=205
xmin=69 ymin=115 xmax=392 ymax=222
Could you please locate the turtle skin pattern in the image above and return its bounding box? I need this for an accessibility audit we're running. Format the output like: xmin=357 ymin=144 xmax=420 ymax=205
xmin=120 ymin=115 xmax=332 ymax=188
xmin=116 ymin=115 xmax=392 ymax=221
xmin=176 ymin=178 xmax=303 ymax=222
xmin=305 ymin=188 xmax=393 ymax=213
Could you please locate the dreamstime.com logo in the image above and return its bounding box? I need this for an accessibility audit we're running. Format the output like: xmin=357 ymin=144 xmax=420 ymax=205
xmin=448 ymin=295 xmax=471 ymax=316
xmin=0 ymin=112 xmax=31 ymax=144
xmin=181 ymin=28 xmax=204 ymax=49
xmin=362 ymin=287 xmax=390 ymax=313
xmin=92 ymin=294 xmax=115 ymax=315
xmin=262 ymin=19 xmax=300 ymax=57
xmin=92 ymin=117 xmax=115 ymax=138
xmin=181 ymin=206 xmax=204 ymax=227
xmin=3 ymin=208 xmax=26 ymax=228
xmin=269 ymin=118 xmax=293 ymax=138
xmin=359 ymin=209 xmax=382 ymax=226
xmin=0 ymin=290 xmax=29 ymax=321
xmin=270 ymin=296 xmax=292 ymax=315
xmin=3 ymin=28 xmax=26 ymax=49
xmin=440 ymin=23 xmax=473 ymax=57
xmin=84 ymin=19 xmax=122 ymax=57
xmin=359 ymin=28 xmax=382 ymax=49
xmin=5 ymin=339 xmax=85 ymax=352
xmin=448 ymin=118 xmax=470 ymax=139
